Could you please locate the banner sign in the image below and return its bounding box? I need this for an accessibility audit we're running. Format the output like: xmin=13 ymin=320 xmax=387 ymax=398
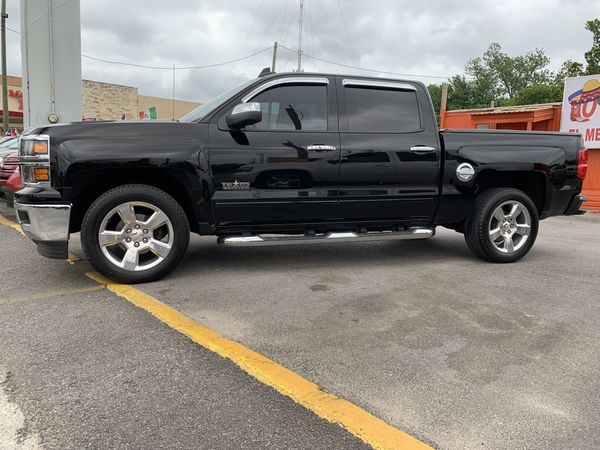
xmin=561 ymin=75 xmax=600 ymax=147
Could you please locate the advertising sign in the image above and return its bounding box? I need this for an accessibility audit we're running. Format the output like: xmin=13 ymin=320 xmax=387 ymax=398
xmin=561 ymin=75 xmax=600 ymax=147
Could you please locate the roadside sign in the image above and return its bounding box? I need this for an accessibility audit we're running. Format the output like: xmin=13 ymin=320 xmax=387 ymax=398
xmin=561 ymin=75 xmax=600 ymax=147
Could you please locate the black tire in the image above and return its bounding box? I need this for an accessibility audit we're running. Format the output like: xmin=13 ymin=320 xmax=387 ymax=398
xmin=464 ymin=188 xmax=539 ymax=263
xmin=81 ymin=184 xmax=190 ymax=283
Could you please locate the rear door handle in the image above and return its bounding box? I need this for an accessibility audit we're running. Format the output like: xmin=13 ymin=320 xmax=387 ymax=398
xmin=409 ymin=146 xmax=436 ymax=154
xmin=306 ymin=145 xmax=337 ymax=152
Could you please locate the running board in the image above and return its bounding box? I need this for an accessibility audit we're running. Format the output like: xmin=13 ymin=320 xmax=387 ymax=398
xmin=218 ymin=228 xmax=434 ymax=246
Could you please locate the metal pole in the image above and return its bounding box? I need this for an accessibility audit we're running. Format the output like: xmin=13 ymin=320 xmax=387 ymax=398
xmin=271 ymin=41 xmax=278 ymax=73
xmin=172 ymin=64 xmax=175 ymax=120
xmin=296 ymin=0 xmax=303 ymax=72
xmin=439 ymin=83 xmax=448 ymax=128
xmin=47 ymin=0 xmax=56 ymax=116
xmin=1 ymin=0 xmax=9 ymax=132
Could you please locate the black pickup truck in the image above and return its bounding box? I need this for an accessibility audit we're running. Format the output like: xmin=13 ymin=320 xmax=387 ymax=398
xmin=15 ymin=73 xmax=588 ymax=283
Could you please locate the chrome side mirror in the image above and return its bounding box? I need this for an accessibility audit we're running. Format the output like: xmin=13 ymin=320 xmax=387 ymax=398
xmin=226 ymin=102 xmax=262 ymax=129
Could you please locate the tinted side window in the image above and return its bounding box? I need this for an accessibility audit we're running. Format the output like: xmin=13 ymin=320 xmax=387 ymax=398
xmin=249 ymin=84 xmax=327 ymax=131
xmin=345 ymin=87 xmax=420 ymax=133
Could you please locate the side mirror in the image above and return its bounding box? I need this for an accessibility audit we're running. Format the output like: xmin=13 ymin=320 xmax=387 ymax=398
xmin=226 ymin=102 xmax=262 ymax=129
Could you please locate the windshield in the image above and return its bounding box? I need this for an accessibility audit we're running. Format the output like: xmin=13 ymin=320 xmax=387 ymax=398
xmin=180 ymin=78 xmax=258 ymax=123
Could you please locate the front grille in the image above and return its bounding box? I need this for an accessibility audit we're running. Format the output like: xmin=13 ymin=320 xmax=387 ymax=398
xmin=0 ymin=156 xmax=18 ymax=181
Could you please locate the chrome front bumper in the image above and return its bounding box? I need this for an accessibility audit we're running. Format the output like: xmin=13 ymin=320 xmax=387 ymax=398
xmin=14 ymin=203 xmax=71 ymax=258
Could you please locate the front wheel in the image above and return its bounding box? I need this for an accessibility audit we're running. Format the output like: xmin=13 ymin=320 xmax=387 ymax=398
xmin=81 ymin=184 xmax=190 ymax=283
xmin=465 ymin=188 xmax=539 ymax=263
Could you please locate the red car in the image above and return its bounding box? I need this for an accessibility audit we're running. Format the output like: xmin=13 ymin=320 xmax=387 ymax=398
xmin=3 ymin=167 xmax=22 ymax=207
xmin=0 ymin=152 xmax=20 ymax=207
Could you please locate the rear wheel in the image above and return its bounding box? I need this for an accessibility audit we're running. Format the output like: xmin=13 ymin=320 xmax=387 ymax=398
xmin=465 ymin=188 xmax=539 ymax=263
xmin=81 ymin=184 xmax=190 ymax=283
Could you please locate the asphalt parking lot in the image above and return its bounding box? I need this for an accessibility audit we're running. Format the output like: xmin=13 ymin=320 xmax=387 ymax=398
xmin=1 ymin=201 xmax=599 ymax=449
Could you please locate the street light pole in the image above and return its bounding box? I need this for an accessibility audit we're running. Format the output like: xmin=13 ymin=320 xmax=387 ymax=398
xmin=1 ymin=0 xmax=9 ymax=133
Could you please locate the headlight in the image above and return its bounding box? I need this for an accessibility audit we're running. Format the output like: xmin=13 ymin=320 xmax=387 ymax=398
xmin=21 ymin=140 xmax=49 ymax=156
xmin=19 ymin=135 xmax=51 ymax=187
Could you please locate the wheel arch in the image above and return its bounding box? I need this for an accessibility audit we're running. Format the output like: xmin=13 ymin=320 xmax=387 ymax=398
xmin=68 ymin=167 xmax=202 ymax=233
xmin=474 ymin=169 xmax=548 ymax=215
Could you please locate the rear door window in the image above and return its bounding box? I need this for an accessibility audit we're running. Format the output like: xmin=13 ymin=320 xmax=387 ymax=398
xmin=345 ymin=86 xmax=421 ymax=133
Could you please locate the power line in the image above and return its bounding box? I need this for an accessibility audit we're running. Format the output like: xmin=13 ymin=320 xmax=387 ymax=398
xmin=334 ymin=0 xmax=361 ymax=70
xmin=313 ymin=0 xmax=345 ymax=68
xmin=278 ymin=44 xmax=455 ymax=80
xmin=81 ymin=47 xmax=273 ymax=71
xmin=281 ymin=4 xmax=298 ymax=55
xmin=275 ymin=0 xmax=292 ymax=47
xmin=306 ymin=0 xmax=315 ymax=71
xmin=224 ymin=0 xmax=266 ymax=87
xmin=10 ymin=21 xmax=457 ymax=81
xmin=6 ymin=24 xmax=273 ymax=72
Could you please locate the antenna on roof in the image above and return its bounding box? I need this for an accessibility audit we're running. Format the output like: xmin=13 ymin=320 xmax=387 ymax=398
xmin=258 ymin=67 xmax=273 ymax=77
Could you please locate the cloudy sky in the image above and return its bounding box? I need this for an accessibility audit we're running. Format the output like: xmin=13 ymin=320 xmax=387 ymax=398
xmin=4 ymin=0 xmax=600 ymax=103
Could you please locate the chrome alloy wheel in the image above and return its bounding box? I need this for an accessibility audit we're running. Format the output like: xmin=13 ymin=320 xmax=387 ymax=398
xmin=488 ymin=200 xmax=531 ymax=253
xmin=98 ymin=201 xmax=174 ymax=271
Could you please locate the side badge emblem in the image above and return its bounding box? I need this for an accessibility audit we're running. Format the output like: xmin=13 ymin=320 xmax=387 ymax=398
xmin=456 ymin=163 xmax=475 ymax=181
xmin=222 ymin=180 xmax=251 ymax=190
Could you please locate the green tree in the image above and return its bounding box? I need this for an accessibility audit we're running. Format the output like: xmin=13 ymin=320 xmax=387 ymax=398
xmin=554 ymin=60 xmax=585 ymax=84
xmin=508 ymin=84 xmax=563 ymax=105
xmin=427 ymin=84 xmax=441 ymax=117
xmin=434 ymin=20 xmax=600 ymax=112
xmin=454 ymin=74 xmax=495 ymax=109
xmin=584 ymin=19 xmax=600 ymax=75
xmin=466 ymin=43 xmax=552 ymax=99
xmin=427 ymin=75 xmax=496 ymax=117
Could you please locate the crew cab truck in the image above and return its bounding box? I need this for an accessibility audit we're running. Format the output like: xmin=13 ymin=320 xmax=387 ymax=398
xmin=15 ymin=73 xmax=588 ymax=283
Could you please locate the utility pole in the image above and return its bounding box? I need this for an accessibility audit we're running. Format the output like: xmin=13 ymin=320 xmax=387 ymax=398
xmin=172 ymin=64 xmax=175 ymax=121
xmin=296 ymin=0 xmax=304 ymax=72
xmin=1 ymin=0 xmax=9 ymax=133
xmin=439 ymin=83 xmax=448 ymax=128
xmin=271 ymin=41 xmax=278 ymax=72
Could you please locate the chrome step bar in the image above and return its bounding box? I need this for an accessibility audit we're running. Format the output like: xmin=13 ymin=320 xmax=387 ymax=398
xmin=218 ymin=228 xmax=434 ymax=246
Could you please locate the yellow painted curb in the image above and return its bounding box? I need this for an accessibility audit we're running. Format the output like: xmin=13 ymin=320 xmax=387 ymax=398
xmin=0 ymin=214 xmax=24 ymax=235
xmin=87 ymin=271 xmax=433 ymax=450
xmin=0 ymin=211 xmax=432 ymax=448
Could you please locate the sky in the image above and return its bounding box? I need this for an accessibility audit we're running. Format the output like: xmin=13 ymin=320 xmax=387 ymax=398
xmin=3 ymin=0 xmax=600 ymax=104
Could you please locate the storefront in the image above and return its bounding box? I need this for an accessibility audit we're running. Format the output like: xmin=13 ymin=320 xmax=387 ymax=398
xmin=0 ymin=75 xmax=200 ymax=129
xmin=0 ymin=75 xmax=25 ymax=132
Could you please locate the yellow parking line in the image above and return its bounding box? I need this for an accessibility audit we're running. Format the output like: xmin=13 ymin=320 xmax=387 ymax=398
xmin=0 ymin=285 xmax=105 ymax=305
xmin=0 ymin=214 xmax=24 ymax=235
xmin=1 ymin=211 xmax=431 ymax=449
xmin=87 ymin=271 xmax=432 ymax=450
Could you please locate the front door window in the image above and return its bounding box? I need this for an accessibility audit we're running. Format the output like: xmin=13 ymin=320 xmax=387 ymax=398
xmin=248 ymin=84 xmax=327 ymax=131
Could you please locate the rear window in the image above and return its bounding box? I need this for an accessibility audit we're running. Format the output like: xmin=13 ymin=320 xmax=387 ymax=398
xmin=345 ymin=87 xmax=421 ymax=133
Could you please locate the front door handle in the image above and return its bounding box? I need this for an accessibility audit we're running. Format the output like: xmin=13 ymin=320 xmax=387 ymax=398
xmin=409 ymin=145 xmax=436 ymax=154
xmin=306 ymin=145 xmax=336 ymax=152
